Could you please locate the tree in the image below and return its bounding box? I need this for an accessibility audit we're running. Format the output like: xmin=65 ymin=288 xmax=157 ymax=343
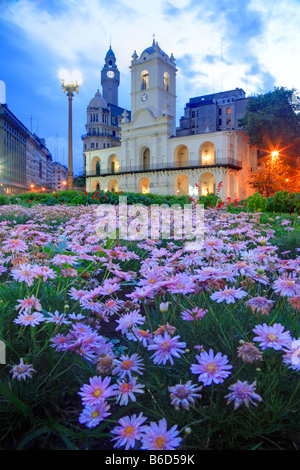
xmin=239 ymin=87 xmax=300 ymax=153
xmin=239 ymin=87 xmax=300 ymax=196
xmin=249 ymin=151 xmax=299 ymax=197
xmin=73 ymin=176 xmax=86 ymax=188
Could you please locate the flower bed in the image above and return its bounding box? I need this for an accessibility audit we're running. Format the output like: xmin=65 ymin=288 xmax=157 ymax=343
xmin=0 ymin=204 xmax=299 ymax=450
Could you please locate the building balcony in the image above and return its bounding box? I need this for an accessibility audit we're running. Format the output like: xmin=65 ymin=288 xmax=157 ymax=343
xmin=81 ymin=132 xmax=120 ymax=141
xmin=85 ymin=157 xmax=242 ymax=178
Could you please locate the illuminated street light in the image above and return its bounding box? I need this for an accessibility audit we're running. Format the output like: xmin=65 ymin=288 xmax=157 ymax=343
xmin=59 ymin=69 xmax=82 ymax=191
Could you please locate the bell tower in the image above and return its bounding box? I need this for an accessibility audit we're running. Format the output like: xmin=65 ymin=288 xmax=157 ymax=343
xmin=130 ymin=39 xmax=177 ymax=135
xmin=101 ymin=45 xmax=120 ymax=106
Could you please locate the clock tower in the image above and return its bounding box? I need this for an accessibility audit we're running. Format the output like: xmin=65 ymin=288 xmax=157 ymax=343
xmin=129 ymin=39 xmax=177 ymax=135
xmin=101 ymin=45 xmax=120 ymax=106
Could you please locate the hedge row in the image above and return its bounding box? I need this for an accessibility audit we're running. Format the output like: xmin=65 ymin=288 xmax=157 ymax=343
xmin=1 ymin=190 xmax=299 ymax=214
xmin=228 ymin=191 xmax=300 ymax=214
xmin=5 ymin=190 xmax=192 ymax=208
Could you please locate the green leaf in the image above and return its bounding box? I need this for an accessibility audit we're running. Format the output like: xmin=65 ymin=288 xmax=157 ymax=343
xmin=16 ymin=426 xmax=49 ymax=450
xmin=0 ymin=382 xmax=33 ymax=417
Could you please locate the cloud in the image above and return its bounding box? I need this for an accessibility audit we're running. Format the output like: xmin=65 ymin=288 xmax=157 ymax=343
xmin=1 ymin=0 xmax=299 ymax=175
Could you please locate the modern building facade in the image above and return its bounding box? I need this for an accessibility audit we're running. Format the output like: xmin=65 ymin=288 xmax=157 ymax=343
xmin=52 ymin=161 xmax=68 ymax=191
xmin=0 ymin=99 xmax=53 ymax=194
xmin=0 ymin=103 xmax=27 ymax=193
xmin=177 ymin=88 xmax=248 ymax=136
xmin=85 ymin=40 xmax=257 ymax=200
xmin=26 ymin=133 xmax=53 ymax=190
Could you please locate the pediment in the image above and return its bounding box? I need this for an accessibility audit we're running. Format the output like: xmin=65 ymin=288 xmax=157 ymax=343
xmin=128 ymin=108 xmax=156 ymax=129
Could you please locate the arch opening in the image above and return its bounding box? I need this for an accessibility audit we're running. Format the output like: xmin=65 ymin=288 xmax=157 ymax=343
xmin=174 ymin=145 xmax=189 ymax=168
xmin=199 ymin=142 xmax=216 ymax=166
xmin=138 ymin=177 xmax=150 ymax=194
xmin=175 ymin=174 xmax=189 ymax=196
xmin=92 ymin=180 xmax=101 ymax=192
xmin=199 ymin=172 xmax=215 ymax=195
xmin=108 ymin=154 xmax=119 ymax=174
xmin=91 ymin=156 xmax=101 ymax=175
xmin=142 ymin=147 xmax=150 ymax=170
xmin=108 ymin=178 xmax=118 ymax=193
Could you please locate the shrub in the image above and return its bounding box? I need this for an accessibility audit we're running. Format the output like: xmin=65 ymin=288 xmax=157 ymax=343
xmin=198 ymin=192 xmax=221 ymax=208
xmin=0 ymin=195 xmax=9 ymax=206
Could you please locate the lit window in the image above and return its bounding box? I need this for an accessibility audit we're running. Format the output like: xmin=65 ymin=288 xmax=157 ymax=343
xmin=164 ymin=72 xmax=169 ymax=91
xmin=141 ymin=70 xmax=149 ymax=90
xmin=226 ymin=107 xmax=231 ymax=115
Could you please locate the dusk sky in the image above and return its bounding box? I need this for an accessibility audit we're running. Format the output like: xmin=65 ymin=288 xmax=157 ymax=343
xmin=1 ymin=0 xmax=299 ymax=176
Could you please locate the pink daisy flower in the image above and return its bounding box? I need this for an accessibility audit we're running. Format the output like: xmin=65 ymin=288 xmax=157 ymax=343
xmin=15 ymin=296 xmax=42 ymax=314
xmin=51 ymin=254 xmax=78 ymax=266
xmin=68 ymin=287 xmax=90 ymax=303
xmin=115 ymin=311 xmax=145 ymax=335
xmin=225 ymin=380 xmax=262 ymax=410
xmin=45 ymin=311 xmax=71 ymax=325
xmin=112 ymin=353 xmax=144 ymax=379
xmin=138 ymin=270 xmax=165 ymax=287
xmin=50 ymin=333 xmax=72 ymax=351
xmin=210 ymin=286 xmax=247 ymax=304
xmin=252 ymin=323 xmax=292 ymax=351
xmin=203 ymin=238 xmax=224 ymax=251
xmin=190 ymin=349 xmax=232 ymax=386
xmin=246 ymin=297 xmax=274 ymax=315
xmin=168 ymin=380 xmax=202 ymax=410
xmin=79 ymin=401 xmax=111 ymax=428
xmin=126 ymin=286 xmax=156 ymax=302
xmin=231 ymin=261 xmax=257 ymax=277
xmin=10 ymin=358 xmax=36 ymax=381
xmin=166 ymin=274 xmax=196 ymax=295
xmin=283 ymin=339 xmax=300 ymax=371
xmin=31 ymin=265 xmax=56 ymax=282
xmin=102 ymin=298 xmax=123 ymax=316
xmin=128 ymin=327 xmax=153 ymax=347
xmin=180 ymin=307 xmax=207 ymax=321
xmin=273 ymin=276 xmax=300 ymax=297
xmin=115 ymin=377 xmax=145 ymax=406
xmin=99 ymin=279 xmax=121 ymax=295
xmin=141 ymin=418 xmax=182 ymax=450
xmin=111 ymin=413 xmax=148 ymax=450
xmin=10 ymin=263 xmax=38 ymax=286
xmin=2 ymin=238 xmax=28 ymax=254
xmin=68 ymin=313 xmax=86 ymax=321
xmin=147 ymin=332 xmax=186 ymax=366
xmin=78 ymin=376 xmax=117 ymax=406
xmin=14 ymin=311 xmax=45 ymax=327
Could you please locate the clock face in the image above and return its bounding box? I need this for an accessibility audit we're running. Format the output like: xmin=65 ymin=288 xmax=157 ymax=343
xmin=141 ymin=93 xmax=148 ymax=102
xmin=107 ymin=70 xmax=115 ymax=78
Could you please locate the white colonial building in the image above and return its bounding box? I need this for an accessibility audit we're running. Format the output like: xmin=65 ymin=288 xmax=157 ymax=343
xmin=85 ymin=40 xmax=257 ymax=201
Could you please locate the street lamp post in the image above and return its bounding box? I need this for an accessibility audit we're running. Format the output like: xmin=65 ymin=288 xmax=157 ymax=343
xmin=59 ymin=69 xmax=81 ymax=191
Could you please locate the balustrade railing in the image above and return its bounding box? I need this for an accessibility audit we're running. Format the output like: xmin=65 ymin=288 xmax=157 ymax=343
xmin=85 ymin=157 xmax=242 ymax=177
